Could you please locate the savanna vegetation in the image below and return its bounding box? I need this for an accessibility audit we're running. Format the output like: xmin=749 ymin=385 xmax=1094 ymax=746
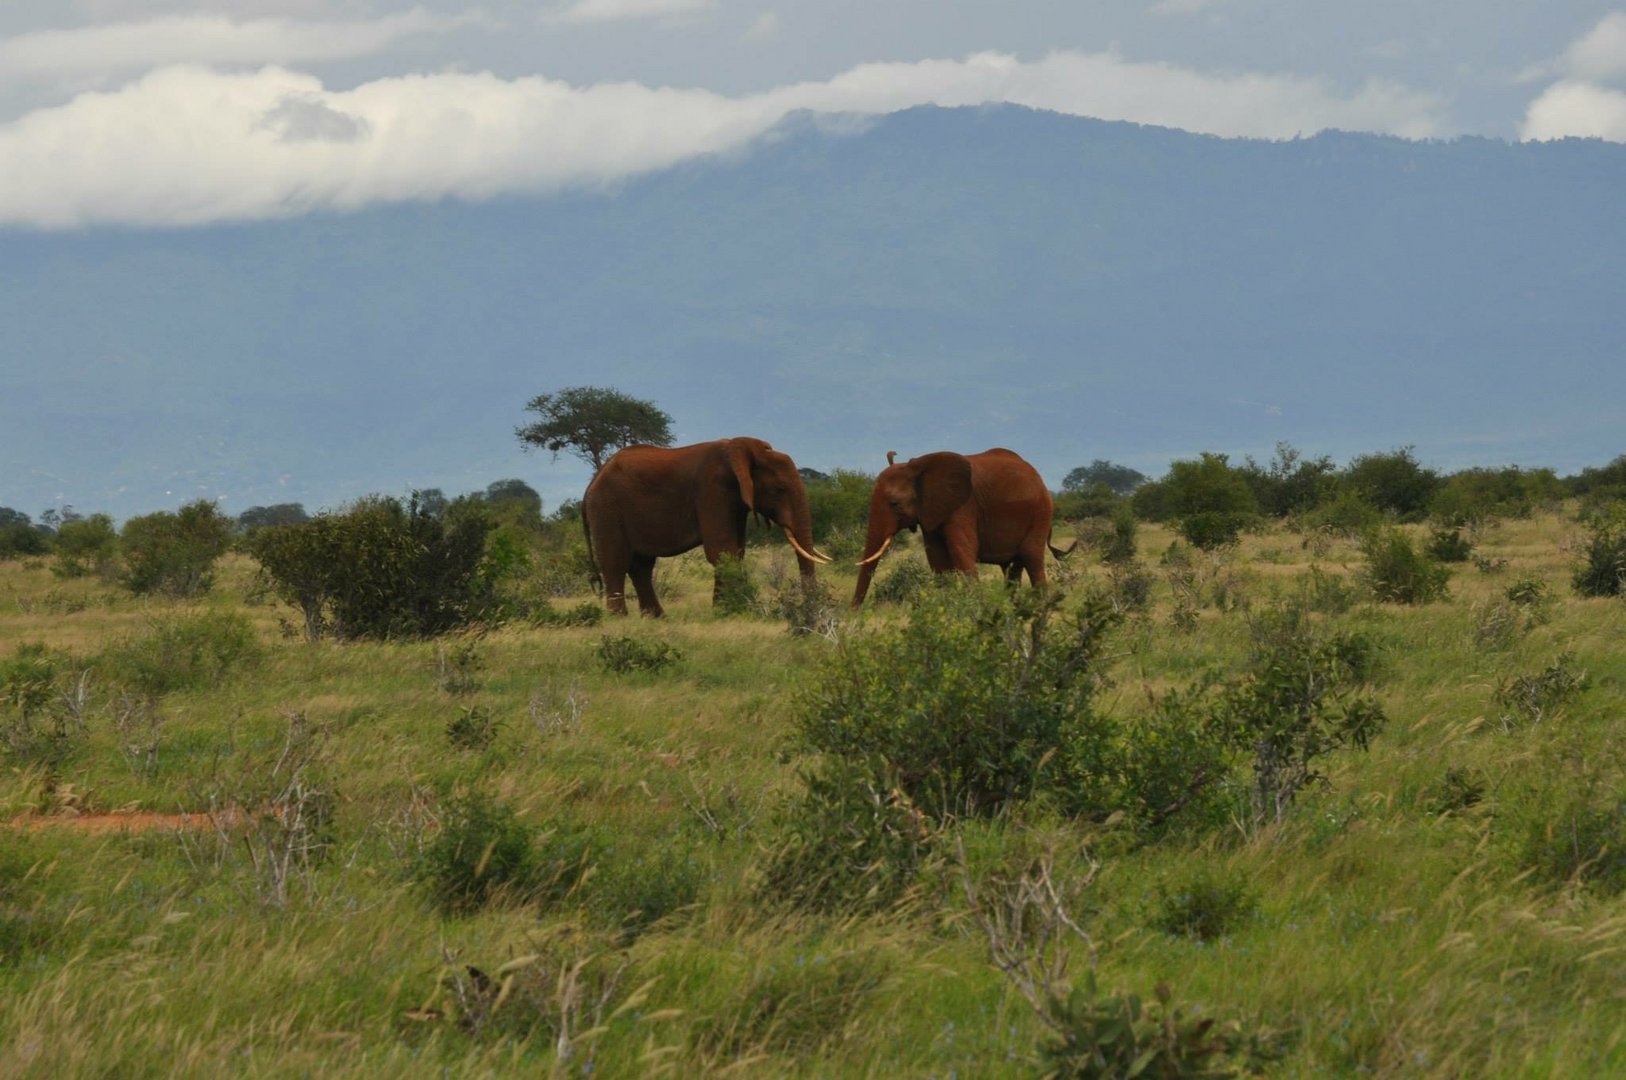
xmin=2 ymin=444 xmax=1624 ymax=1077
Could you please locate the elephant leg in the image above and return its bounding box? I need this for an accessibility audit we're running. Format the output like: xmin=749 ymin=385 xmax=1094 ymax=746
xmin=629 ymin=556 xmax=663 ymax=618
xmin=1002 ymin=562 xmax=1024 ymax=585
xmin=923 ymin=534 xmax=954 ymax=574
xmin=942 ymin=522 xmax=980 ymax=577
xmin=601 ymin=564 xmax=631 ymax=616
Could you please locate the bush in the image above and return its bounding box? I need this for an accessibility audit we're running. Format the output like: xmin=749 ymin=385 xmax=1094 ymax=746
xmin=1520 ymin=797 xmax=1626 ymax=895
xmin=794 ymin=587 xmax=1122 ymax=821
xmin=1424 ymin=525 xmax=1473 ymax=564
xmin=531 ymin=600 xmax=604 ymax=628
xmin=805 ymin=468 xmax=876 ymax=544
xmin=1493 ymin=653 xmax=1587 ymax=728
xmin=757 ymin=757 xmax=934 ymax=914
xmin=1342 ymin=447 xmax=1440 ymax=520
xmin=1240 ymin=443 xmax=1339 ymax=518
xmin=96 ymin=612 xmax=261 ymax=699
xmin=1053 ymin=482 xmax=1122 ymax=522
xmin=1178 ymin=511 xmax=1250 ymax=551
xmin=589 ymin=835 xmax=702 ymax=932
xmin=120 ymin=499 xmax=233 ymax=597
xmin=51 ymin=513 xmax=117 ymax=579
xmin=712 ymin=553 xmax=758 ymax=616
xmin=1359 ymin=528 xmax=1451 ymax=604
xmin=597 ymin=635 xmax=682 ymax=674
xmin=0 ymin=515 xmax=48 ymax=559
xmin=246 ymin=493 xmax=496 ymax=639
xmin=1041 ymin=976 xmax=1284 ymax=1079
xmin=1572 ymin=506 xmax=1626 ymax=597
xmin=0 ymin=642 xmax=80 ymax=765
xmin=446 ymin=705 xmax=501 ymax=751
xmin=1214 ymin=608 xmax=1386 ymax=828
xmin=1148 ymin=870 xmax=1258 ymax=941
xmin=1430 ymin=466 xmax=1560 ymax=525
xmin=414 ymin=791 xmax=597 ymax=915
xmin=1101 ymin=504 xmax=1138 ymax=565
xmin=1155 ymin=453 xmax=1260 ymax=544
xmin=1296 ymin=490 xmax=1383 ymax=539
xmin=871 ymin=559 xmax=932 ymax=604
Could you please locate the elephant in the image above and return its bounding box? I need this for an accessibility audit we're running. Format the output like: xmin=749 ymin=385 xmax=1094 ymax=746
xmin=851 ymin=447 xmax=1072 ymax=607
xmin=582 ymin=437 xmax=830 ymax=617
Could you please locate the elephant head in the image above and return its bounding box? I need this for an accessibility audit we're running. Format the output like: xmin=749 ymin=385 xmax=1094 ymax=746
xmin=852 ymin=451 xmax=974 ymax=605
xmin=725 ymin=437 xmax=829 ymax=576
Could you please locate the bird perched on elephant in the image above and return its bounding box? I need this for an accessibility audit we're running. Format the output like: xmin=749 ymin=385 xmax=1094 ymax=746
xmin=583 ymin=437 xmax=830 ymax=617
xmin=851 ymin=447 xmax=1072 ymax=607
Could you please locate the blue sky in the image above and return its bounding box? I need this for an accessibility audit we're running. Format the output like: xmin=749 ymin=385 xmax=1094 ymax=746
xmin=4 ymin=2 xmax=1625 ymax=229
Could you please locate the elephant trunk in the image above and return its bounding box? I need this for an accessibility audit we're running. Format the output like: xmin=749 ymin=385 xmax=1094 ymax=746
xmin=785 ymin=486 xmax=820 ymax=580
xmin=851 ymin=500 xmax=898 ymax=607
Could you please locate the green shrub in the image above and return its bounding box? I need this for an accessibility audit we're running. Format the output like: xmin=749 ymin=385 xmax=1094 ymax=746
xmin=1520 ymin=796 xmax=1626 ymax=895
xmin=1179 ymin=511 xmax=1251 ymax=551
xmin=1102 ymin=504 xmax=1138 ymax=565
xmin=1108 ymin=561 xmax=1154 ymax=614
xmin=1425 ymin=767 xmax=1487 ymax=816
xmin=531 ymin=600 xmax=604 ymax=628
xmin=1040 ymin=976 xmax=1284 ymax=1079
xmin=1053 ymin=482 xmax=1122 ymax=522
xmin=0 ymin=643 xmax=79 ymax=765
xmin=712 ymin=553 xmax=758 ymax=616
xmin=0 ymin=517 xmax=48 ymax=559
xmin=1430 ymin=466 xmax=1560 ymax=525
xmin=766 ymin=576 xmax=842 ymax=638
xmin=445 ymin=705 xmax=501 ymax=751
xmin=871 ymin=559 xmax=932 ymax=604
xmin=757 ymin=757 xmax=935 ymax=914
xmin=1296 ymin=490 xmax=1383 ymax=539
xmin=1359 ymin=528 xmax=1451 ymax=604
xmin=805 ymin=468 xmax=876 ymax=543
xmin=1572 ymin=506 xmax=1626 ymax=597
xmin=597 ymin=635 xmax=682 ymax=674
xmin=1342 ymin=446 xmax=1440 ymax=520
xmin=51 ymin=513 xmax=117 ymax=580
xmin=119 ymin=499 xmax=233 ymax=597
xmin=589 ymin=835 xmax=702 ymax=932
xmin=96 ymin=611 xmax=261 ymax=699
xmin=1240 ymin=443 xmax=1339 ymax=518
xmin=1424 ymin=525 xmax=1473 ymax=564
xmin=1493 ymin=653 xmax=1587 ymax=728
xmin=414 ymin=791 xmax=597 ymax=915
xmin=1148 ymin=870 xmax=1258 ymax=941
xmin=246 ymin=493 xmax=496 ymax=640
xmin=1214 ymin=608 xmax=1386 ymax=828
xmin=794 ymin=587 xmax=1121 ymax=821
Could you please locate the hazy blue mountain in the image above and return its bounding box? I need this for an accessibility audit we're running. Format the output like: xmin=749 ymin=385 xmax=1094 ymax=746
xmin=3 ymin=104 xmax=1624 ymax=521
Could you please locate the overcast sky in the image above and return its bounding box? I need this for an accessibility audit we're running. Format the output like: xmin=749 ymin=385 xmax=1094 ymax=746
xmin=2 ymin=2 xmax=1625 ymax=228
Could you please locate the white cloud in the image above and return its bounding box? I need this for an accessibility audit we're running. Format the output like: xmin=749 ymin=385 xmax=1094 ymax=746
xmin=1521 ymin=79 xmax=1626 ymax=140
xmin=1151 ymin=0 xmax=1220 ymax=16
xmin=1560 ymin=12 xmax=1626 ymax=81
xmin=549 ymin=0 xmax=717 ymax=25
xmin=0 ymin=8 xmax=479 ymax=86
xmin=744 ymin=11 xmax=779 ymax=40
xmin=0 ymin=49 xmax=1447 ymax=229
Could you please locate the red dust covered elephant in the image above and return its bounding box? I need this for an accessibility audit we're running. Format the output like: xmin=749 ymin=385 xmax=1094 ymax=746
xmin=851 ymin=447 xmax=1071 ymax=607
xmin=583 ymin=437 xmax=829 ymax=616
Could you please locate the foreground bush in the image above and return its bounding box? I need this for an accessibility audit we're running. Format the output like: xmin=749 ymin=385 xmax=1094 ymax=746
xmin=96 ymin=611 xmax=262 ymax=699
xmin=1359 ymin=527 xmax=1451 ymax=604
xmin=246 ymin=493 xmax=496 ymax=639
xmin=120 ymin=499 xmax=233 ymax=597
xmin=1572 ymin=506 xmax=1626 ymax=597
xmin=50 ymin=513 xmax=117 ymax=579
xmin=795 ymin=586 xmax=1121 ymax=821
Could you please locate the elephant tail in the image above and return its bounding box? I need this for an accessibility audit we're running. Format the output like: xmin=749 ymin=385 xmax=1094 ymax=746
xmin=1047 ymin=529 xmax=1078 ymax=560
xmin=581 ymin=512 xmax=604 ymax=595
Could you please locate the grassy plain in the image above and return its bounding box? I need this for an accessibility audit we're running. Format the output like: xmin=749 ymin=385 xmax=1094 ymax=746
xmin=1 ymin=514 xmax=1623 ymax=1077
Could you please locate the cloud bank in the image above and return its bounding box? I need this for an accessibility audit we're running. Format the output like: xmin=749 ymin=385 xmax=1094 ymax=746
xmin=0 ymin=48 xmax=1446 ymax=229
xmin=0 ymin=8 xmax=473 ymax=87
xmin=549 ymin=0 xmax=718 ymax=24
xmin=1520 ymin=13 xmax=1626 ymax=141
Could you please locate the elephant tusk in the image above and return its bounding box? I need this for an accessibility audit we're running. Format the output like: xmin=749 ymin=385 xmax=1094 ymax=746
xmin=783 ymin=528 xmax=831 ymax=564
xmin=855 ymin=534 xmax=894 ymax=566
xmin=812 ymin=545 xmax=835 ymax=562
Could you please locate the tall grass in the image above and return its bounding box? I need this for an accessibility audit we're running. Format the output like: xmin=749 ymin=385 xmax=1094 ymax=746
xmin=1 ymin=511 xmax=1623 ymax=1077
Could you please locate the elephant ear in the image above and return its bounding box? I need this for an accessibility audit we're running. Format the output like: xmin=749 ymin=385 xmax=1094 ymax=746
xmin=914 ymin=452 xmax=973 ymax=530
xmin=727 ymin=440 xmax=757 ymax=511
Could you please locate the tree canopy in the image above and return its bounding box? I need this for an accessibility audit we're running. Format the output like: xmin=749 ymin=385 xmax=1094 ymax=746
xmin=516 ymin=386 xmax=674 ymax=473
xmin=1062 ymin=460 xmax=1148 ymax=495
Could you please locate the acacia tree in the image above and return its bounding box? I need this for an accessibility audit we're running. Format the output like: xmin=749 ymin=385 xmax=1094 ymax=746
xmin=516 ymin=386 xmax=674 ymax=473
